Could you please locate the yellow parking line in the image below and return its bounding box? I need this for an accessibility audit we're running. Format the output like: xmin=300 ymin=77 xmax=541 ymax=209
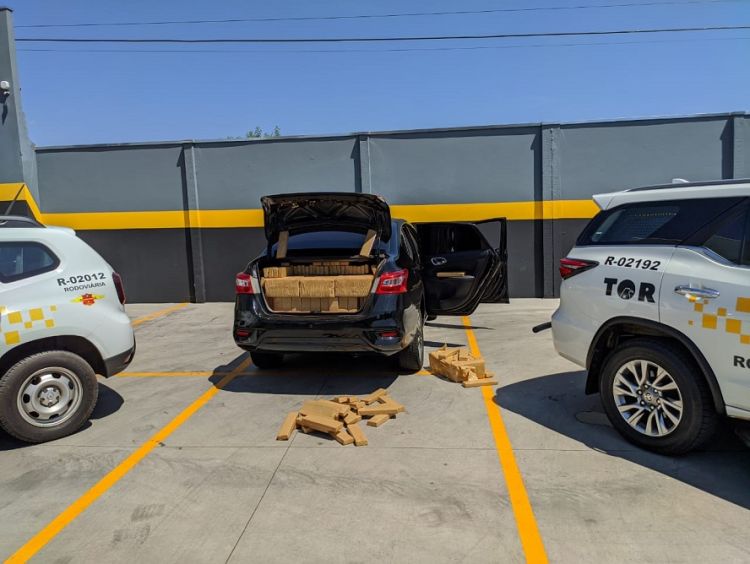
xmin=5 ymin=356 xmax=253 ymax=563
xmin=130 ymin=303 xmax=188 ymax=327
xmin=461 ymin=316 xmax=548 ymax=564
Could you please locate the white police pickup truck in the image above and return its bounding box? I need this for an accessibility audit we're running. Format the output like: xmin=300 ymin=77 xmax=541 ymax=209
xmin=552 ymin=179 xmax=750 ymax=454
xmin=0 ymin=216 xmax=135 ymax=443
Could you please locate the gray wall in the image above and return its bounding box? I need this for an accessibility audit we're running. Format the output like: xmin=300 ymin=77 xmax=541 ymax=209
xmin=0 ymin=8 xmax=36 ymax=196
xmin=29 ymin=111 xmax=748 ymax=302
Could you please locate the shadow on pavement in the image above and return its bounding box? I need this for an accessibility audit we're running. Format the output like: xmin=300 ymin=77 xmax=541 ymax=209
xmin=424 ymin=340 xmax=465 ymax=349
xmin=426 ymin=322 xmax=494 ymax=331
xmin=496 ymin=369 xmax=750 ymax=510
xmin=0 ymin=382 xmax=124 ymax=451
xmin=90 ymin=382 xmax=124 ymax=420
xmin=209 ymin=352 xmax=400 ymax=396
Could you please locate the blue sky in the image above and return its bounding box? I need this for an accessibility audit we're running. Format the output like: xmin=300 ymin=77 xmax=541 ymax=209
xmin=6 ymin=0 xmax=750 ymax=146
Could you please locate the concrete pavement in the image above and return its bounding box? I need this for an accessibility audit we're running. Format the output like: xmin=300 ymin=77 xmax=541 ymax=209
xmin=1 ymin=300 xmax=748 ymax=563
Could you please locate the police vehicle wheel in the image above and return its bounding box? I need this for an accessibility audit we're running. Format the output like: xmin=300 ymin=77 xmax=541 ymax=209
xmin=599 ymin=338 xmax=718 ymax=455
xmin=397 ymin=316 xmax=424 ymax=372
xmin=0 ymin=351 xmax=98 ymax=444
xmin=250 ymin=352 xmax=284 ymax=369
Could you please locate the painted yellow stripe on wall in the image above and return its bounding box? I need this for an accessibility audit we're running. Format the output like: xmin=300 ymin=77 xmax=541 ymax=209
xmin=2 ymin=183 xmax=599 ymax=230
xmin=40 ymin=209 xmax=265 ymax=230
xmin=391 ymin=200 xmax=598 ymax=222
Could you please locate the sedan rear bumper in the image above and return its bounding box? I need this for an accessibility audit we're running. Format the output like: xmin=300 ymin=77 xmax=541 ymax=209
xmin=235 ymin=327 xmax=405 ymax=354
xmin=233 ymin=295 xmax=415 ymax=355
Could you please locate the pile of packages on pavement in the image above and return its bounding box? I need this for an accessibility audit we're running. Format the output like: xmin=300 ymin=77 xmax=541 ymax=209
xmin=276 ymin=388 xmax=404 ymax=446
xmin=428 ymin=345 xmax=497 ymax=387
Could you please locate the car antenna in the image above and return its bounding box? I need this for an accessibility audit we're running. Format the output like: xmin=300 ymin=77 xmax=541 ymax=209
xmin=3 ymin=184 xmax=24 ymax=216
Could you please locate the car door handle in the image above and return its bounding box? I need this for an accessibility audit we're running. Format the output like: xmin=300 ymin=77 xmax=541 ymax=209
xmin=674 ymin=285 xmax=720 ymax=300
xmin=431 ymin=257 xmax=447 ymax=266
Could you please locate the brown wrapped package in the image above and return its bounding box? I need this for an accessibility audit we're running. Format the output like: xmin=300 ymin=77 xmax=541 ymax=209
xmin=335 ymin=275 xmax=374 ymax=297
xmin=299 ymin=276 xmax=336 ymax=298
xmin=263 ymin=277 xmax=300 ymax=297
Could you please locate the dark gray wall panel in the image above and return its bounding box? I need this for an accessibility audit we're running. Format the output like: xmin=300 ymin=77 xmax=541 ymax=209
xmin=506 ymin=220 xmax=542 ymax=299
xmin=76 ymin=230 xmax=192 ymax=303
xmin=202 ymin=228 xmax=267 ymax=302
xmin=558 ymin=118 xmax=729 ymax=199
xmin=194 ymin=137 xmax=359 ymax=210
xmin=736 ymin=116 xmax=750 ymax=178
xmin=0 ymin=200 xmax=31 ymax=218
xmin=367 ymin=129 xmax=540 ymax=204
xmin=36 ymin=146 xmax=186 ymax=212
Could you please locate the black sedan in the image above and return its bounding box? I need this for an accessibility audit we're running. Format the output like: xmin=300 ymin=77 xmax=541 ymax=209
xmin=233 ymin=193 xmax=507 ymax=371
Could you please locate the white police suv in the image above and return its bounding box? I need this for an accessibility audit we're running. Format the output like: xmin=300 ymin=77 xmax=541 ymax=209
xmin=552 ymin=179 xmax=750 ymax=454
xmin=0 ymin=216 xmax=135 ymax=443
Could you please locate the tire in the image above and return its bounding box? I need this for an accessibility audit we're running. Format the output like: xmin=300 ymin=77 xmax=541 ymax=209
xmin=397 ymin=315 xmax=424 ymax=372
xmin=0 ymin=351 xmax=98 ymax=444
xmin=599 ymin=338 xmax=718 ymax=455
xmin=250 ymin=352 xmax=284 ymax=369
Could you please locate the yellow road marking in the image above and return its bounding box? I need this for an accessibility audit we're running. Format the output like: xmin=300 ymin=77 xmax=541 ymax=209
xmin=5 ymin=356 xmax=253 ymax=563
xmin=117 ymin=371 xmax=253 ymax=377
xmin=130 ymin=303 xmax=188 ymax=327
xmin=462 ymin=316 xmax=548 ymax=564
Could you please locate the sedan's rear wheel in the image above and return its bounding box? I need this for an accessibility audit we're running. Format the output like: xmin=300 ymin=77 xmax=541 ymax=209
xmin=397 ymin=315 xmax=424 ymax=372
xmin=599 ymin=339 xmax=717 ymax=454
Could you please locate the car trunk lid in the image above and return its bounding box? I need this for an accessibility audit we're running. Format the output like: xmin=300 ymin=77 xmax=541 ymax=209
xmin=261 ymin=192 xmax=392 ymax=244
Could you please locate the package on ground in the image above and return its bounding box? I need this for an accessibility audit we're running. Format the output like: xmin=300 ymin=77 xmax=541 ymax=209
xmin=276 ymin=390 xmax=405 ymax=445
xmin=428 ymin=345 xmax=497 ymax=387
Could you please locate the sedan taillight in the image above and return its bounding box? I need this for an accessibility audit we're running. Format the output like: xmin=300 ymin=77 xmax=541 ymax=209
xmin=376 ymin=269 xmax=408 ymax=294
xmin=235 ymin=272 xmax=254 ymax=294
xmin=559 ymin=258 xmax=598 ymax=280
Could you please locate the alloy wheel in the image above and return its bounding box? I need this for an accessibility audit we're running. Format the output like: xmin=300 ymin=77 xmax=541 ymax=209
xmin=611 ymin=359 xmax=683 ymax=437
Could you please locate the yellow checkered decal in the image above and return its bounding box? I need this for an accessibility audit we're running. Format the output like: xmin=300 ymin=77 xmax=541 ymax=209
xmin=690 ymin=297 xmax=750 ymax=345
xmin=1 ymin=305 xmax=57 ymax=346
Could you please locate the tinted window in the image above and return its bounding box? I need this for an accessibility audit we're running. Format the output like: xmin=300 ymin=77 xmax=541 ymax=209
xmin=578 ymin=198 xmax=743 ymax=246
xmin=400 ymin=226 xmax=419 ymax=263
xmin=399 ymin=230 xmax=413 ymax=262
xmin=417 ymin=223 xmax=487 ymax=255
xmin=702 ymin=209 xmax=748 ymax=265
xmin=272 ymin=231 xmax=388 ymax=256
xmin=0 ymin=242 xmax=59 ymax=283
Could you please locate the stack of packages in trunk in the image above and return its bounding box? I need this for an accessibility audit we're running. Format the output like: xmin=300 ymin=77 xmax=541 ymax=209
xmin=428 ymin=345 xmax=497 ymax=387
xmin=262 ymin=262 xmax=375 ymax=314
xmin=276 ymin=388 xmax=404 ymax=446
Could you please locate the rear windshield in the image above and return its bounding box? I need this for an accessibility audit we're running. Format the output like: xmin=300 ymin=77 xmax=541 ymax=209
xmin=577 ymin=197 xmax=743 ymax=246
xmin=271 ymin=230 xmax=390 ymax=257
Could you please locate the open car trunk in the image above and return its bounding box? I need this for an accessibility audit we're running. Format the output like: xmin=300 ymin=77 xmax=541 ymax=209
xmin=257 ymin=193 xmax=391 ymax=314
xmin=257 ymin=258 xmax=380 ymax=314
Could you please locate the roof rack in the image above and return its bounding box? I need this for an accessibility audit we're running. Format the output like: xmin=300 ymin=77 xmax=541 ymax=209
xmin=627 ymin=178 xmax=750 ymax=192
xmin=0 ymin=215 xmax=45 ymax=228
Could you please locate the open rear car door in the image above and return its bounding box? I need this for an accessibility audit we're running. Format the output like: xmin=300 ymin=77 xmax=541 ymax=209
xmin=416 ymin=219 xmax=508 ymax=316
